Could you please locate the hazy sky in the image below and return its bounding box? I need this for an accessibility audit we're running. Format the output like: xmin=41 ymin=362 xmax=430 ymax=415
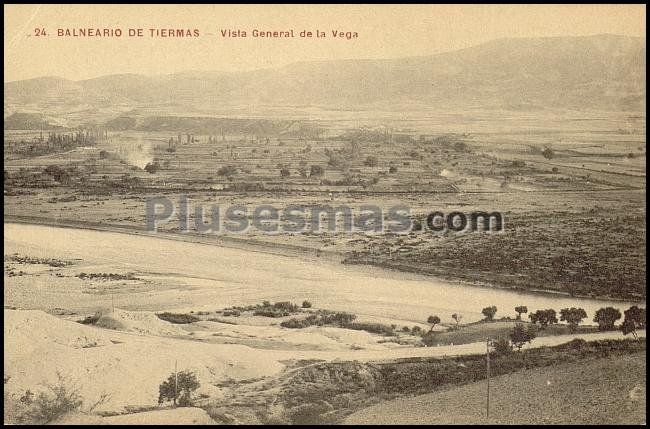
xmin=4 ymin=4 xmax=646 ymax=82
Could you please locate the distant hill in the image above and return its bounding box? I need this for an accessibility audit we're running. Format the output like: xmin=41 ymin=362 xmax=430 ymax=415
xmin=104 ymin=114 xmax=320 ymax=136
xmin=4 ymin=112 xmax=64 ymax=130
xmin=4 ymin=34 xmax=646 ymax=115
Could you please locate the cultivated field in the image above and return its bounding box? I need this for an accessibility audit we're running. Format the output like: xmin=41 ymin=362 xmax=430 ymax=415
xmin=4 ymin=110 xmax=646 ymax=301
xmin=345 ymin=353 xmax=646 ymax=424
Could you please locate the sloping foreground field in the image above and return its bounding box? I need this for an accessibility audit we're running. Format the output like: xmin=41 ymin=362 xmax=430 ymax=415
xmin=345 ymin=353 xmax=646 ymax=425
xmin=4 ymin=309 xmax=645 ymax=419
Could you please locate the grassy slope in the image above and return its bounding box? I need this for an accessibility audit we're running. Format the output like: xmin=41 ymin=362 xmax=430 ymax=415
xmin=426 ymin=319 xmax=599 ymax=346
xmin=346 ymin=353 xmax=646 ymax=424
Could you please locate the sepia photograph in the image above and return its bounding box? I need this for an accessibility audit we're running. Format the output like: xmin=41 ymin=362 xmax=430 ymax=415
xmin=3 ymin=4 xmax=646 ymax=425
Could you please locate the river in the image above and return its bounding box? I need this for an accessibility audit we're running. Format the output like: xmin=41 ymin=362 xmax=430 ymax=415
xmin=3 ymin=222 xmax=644 ymax=325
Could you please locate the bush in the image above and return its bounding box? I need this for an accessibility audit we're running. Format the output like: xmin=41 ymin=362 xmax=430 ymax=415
xmin=286 ymin=400 xmax=334 ymax=425
xmin=217 ymin=165 xmax=238 ymax=176
xmin=542 ymin=147 xmax=555 ymax=159
xmin=280 ymin=311 xmax=358 ymax=329
xmin=77 ymin=312 xmax=101 ymax=325
xmin=491 ymin=337 xmax=513 ymax=356
xmin=565 ymin=338 xmax=587 ymax=350
xmin=156 ymin=312 xmax=200 ymax=324
xmin=23 ymin=373 xmax=83 ymax=424
xmin=158 ymin=370 xmax=200 ymax=407
xmin=363 ymin=156 xmax=378 ymax=167
xmin=302 ymin=300 xmax=312 ymax=309
xmin=43 ymin=165 xmax=70 ymax=183
xmin=346 ymin=322 xmax=395 ymax=336
xmin=254 ymin=308 xmax=291 ymax=318
xmin=274 ymin=301 xmax=300 ymax=312
xmin=144 ymin=162 xmax=160 ymax=174
xmin=309 ymin=165 xmax=324 ymax=177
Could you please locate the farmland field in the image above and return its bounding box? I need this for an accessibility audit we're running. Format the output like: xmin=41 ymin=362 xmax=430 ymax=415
xmin=345 ymin=352 xmax=646 ymax=424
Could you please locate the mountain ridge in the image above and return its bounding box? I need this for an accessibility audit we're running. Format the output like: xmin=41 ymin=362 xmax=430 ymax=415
xmin=5 ymin=34 xmax=646 ymax=113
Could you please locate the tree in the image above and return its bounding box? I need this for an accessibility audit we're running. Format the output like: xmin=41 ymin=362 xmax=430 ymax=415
xmin=559 ymin=307 xmax=588 ymax=333
xmin=158 ymin=370 xmax=200 ymax=407
xmin=144 ymin=162 xmax=160 ymax=174
xmin=509 ymin=323 xmax=537 ymax=350
xmin=217 ymin=165 xmax=238 ymax=177
xmin=624 ymin=305 xmax=646 ymax=329
xmin=451 ymin=313 xmax=462 ymax=329
xmin=482 ymin=306 xmax=497 ymax=321
xmin=620 ymin=319 xmax=639 ymax=340
xmin=388 ymin=166 xmax=398 ymax=174
xmin=593 ymin=307 xmax=622 ymax=331
xmin=301 ymin=300 xmax=312 ymax=309
xmin=427 ymin=315 xmax=441 ymax=332
xmin=490 ymin=337 xmax=513 ymax=356
xmin=309 ymin=165 xmax=324 ymax=177
xmin=621 ymin=306 xmax=645 ymax=339
xmin=514 ymin=306 xmax=528 ymax=320
xmin=43 ymin=165 xmax=70 ymax=183
xmin=280 ymin=168 xmax=291 ymax=178
xmin=363 ymin=156 xmax=378 ymax=167
xmin=542 ymin=147 xmax=554 ymax=159
xmin=529 ymin=309 xmax=558 ymax=329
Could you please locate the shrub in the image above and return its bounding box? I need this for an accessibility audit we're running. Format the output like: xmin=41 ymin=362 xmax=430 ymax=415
xmin=564 ymin=338 xmax=587 ymax=350
xmin=309 ymin=165 xmax=325 ymax=177
xmin=542 ymin=147 xmax=555 ymax=159
xmin=273 ymin=301 xmax=300 ymax=312
xmin=388 ymin=166 xmax=398 ymax=174
xmin=144 ymin=162 xmax=160 ymax=174
xmin=280 ymin=311 xmax=358 ymax=329
xmin=254 ymin=308 xmax=291 ymax=318
xmin=302 ymin=300 xmax=312 ymax=309
xmin=43 ymin=165 xmax=70 ymax=183
xmin=158 ymin=370 xmax=200 ymax=407
xmin=217 ymin=165 xmax=238 ymax=176
xmin=491 ymin=337 xmax=513 ymax=356
xmin=346 ymin=322 xmax=395 ymax=336
xmin=363 ymin=156 xmax=378 ymax=167
xmin=77 ymin=312 xmax=101 ymax=325
xmin=156 ymin=312 xmax=200 ymax=324
xmin=24 ymin=373 xmax=83 ymax=424
xmin=286 ymin=400 xmax=334 ymax=425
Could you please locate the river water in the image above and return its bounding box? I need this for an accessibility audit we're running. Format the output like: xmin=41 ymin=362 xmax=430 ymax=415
xmin=3 ymin=222 xmax=644 ymax=325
